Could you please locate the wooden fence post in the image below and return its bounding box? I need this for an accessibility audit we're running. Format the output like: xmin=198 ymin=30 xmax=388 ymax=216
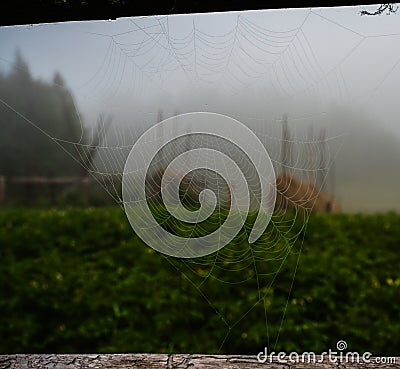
xmin=0 ymin=176 xmax=5 ymax=206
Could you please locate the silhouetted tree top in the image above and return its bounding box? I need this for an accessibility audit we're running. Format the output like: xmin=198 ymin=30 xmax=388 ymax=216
xmin=53 ymin=71 xmax=66 ymax=87
xmin=11 ymin=50 xmax=32 ymax=84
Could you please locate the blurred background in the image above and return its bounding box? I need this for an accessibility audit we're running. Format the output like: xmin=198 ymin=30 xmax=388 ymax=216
xmin=0 ymin=5 xmax=400 ymax=356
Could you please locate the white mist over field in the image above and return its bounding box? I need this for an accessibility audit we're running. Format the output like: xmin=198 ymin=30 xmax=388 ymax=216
xmin=1 ymin=4 xmax=400 ymax=212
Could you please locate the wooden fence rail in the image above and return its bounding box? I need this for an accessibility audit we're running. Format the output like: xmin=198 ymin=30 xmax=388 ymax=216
xmin=0 ymin=175 xmax=98 ymax=206
xmin=0 ymin=354 xmax=399 ymax=369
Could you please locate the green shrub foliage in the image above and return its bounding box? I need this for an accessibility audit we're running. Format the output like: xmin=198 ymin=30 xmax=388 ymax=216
xmin=0 ymin=207 xmax=399 ymax=355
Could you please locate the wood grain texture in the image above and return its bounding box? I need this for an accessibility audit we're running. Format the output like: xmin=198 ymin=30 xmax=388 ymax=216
xmin=0 ymin=354 xmax=399 ymax=369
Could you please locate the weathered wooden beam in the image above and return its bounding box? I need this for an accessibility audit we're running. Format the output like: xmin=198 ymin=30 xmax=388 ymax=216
xmin=0 ymin=354 xmax=399 ymax=369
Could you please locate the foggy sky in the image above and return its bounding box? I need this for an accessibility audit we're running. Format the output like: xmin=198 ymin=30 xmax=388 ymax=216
xmin=1 ymin=4 xmax=400 ymax=212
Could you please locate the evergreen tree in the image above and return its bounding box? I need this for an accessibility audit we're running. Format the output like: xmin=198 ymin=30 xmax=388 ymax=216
xmin=0 ymin=51 xmax=84 ymax=176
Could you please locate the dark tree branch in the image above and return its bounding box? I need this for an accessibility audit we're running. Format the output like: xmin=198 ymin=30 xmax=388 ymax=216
xmin=360 ymin=3 xmax=398 ymax=15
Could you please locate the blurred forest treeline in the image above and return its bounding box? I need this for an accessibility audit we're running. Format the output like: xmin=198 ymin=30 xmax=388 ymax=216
xmin=0 ymin=51 xmax=82 ymax=177
xmin=0 ymin=51 xmax=113 ymax=206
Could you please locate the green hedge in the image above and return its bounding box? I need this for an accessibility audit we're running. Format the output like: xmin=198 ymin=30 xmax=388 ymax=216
xmin=0 ymin=207 xmax=399 ymax=355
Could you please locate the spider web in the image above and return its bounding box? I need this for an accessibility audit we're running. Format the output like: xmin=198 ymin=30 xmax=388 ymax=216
xmin=1 ymin=5 xmax=400 ymax=352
